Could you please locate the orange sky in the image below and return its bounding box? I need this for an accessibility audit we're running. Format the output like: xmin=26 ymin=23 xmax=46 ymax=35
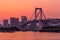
xmin=0 ymin=0 xmax=60 ymax=24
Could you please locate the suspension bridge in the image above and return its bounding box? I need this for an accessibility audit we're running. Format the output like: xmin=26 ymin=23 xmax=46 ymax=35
xmin=22 ymin=8 xmax=47 ymax=31
xmin=21 ymin=8 xmax=60 ymax=31
xmin=0 ymin=8 xmax=60 ymax=32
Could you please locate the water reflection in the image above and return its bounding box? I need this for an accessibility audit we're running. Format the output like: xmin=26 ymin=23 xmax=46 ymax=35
xmin=0 ymin=32 xmax=60 ymax=40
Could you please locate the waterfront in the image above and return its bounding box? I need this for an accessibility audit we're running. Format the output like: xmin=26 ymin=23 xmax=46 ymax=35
xmin=0 ymin=32 xmax=60 ymax=40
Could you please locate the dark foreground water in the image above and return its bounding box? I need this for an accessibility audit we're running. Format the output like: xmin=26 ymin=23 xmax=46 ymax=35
xmin=0 ymin=31 xmax=60 ymax=40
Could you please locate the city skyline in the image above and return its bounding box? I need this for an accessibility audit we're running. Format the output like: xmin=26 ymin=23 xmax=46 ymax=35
xmin=2 ymin=16 xmax=28 ymax=25
xmin=0 ymin=0 xmax=60 ymax=40
xmin=0 ymin=0 xmax=60 ymax=24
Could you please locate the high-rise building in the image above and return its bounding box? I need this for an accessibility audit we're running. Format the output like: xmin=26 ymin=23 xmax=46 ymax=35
xmin=3 ymin=19 xmax=8 ymax=27
xmin=21 ymin=16 xmax=27 ymax=30
xmin=21 ymin=16 xmax=27 ymax=23
xmin=10 ymin=17 xmax=19 ymax=27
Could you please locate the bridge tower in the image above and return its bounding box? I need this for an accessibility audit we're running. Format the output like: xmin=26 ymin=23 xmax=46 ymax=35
xmin=35 ymin=8 xmax=45 ymax=30
xmin=35 ymin=8 xmax=42 ymax=20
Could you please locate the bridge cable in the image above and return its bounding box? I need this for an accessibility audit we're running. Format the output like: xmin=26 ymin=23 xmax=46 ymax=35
xmin=29 ymin=11 xmax=35 ymax=21
xmin=42 ymin=11 xmax=46 ymax=20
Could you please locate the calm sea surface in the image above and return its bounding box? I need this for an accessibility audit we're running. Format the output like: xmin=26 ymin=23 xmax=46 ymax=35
xmin=0 ymin=31 xmax=60 ymax=40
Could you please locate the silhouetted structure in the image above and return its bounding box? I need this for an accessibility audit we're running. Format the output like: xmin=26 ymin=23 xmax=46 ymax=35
xmin=21 ymin=16 xmax=27 ymax=30
xmin=10 ymin=17 xmax=19 ymax=27
xmin=3 ymin=19 xmax=8 ymax=27
xmin=21 ymin=16 xmax=27 ymax=23
xmin=0 ymin=8 xmax=60 ymax=32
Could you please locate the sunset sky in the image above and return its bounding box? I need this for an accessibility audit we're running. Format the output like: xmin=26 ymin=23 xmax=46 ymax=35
xmin=0 ymin=0 xmax=60 ymax=24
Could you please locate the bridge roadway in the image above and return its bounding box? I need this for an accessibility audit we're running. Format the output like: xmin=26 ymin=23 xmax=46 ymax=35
xmin=22 ymin=19 xmax=47 ymax=26
xmin=22 ymin=19 xmax=60 ymax=26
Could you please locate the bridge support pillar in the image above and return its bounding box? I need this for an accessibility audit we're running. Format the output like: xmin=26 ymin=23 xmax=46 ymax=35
xmin=35 ymin=8 xmax=44 ymax=30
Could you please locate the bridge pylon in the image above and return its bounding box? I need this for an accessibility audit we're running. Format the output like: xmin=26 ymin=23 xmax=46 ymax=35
xmin=35 ymin=8 xmax=45 ymax=30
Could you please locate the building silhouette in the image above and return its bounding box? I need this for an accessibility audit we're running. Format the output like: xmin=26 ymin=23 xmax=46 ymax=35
xmin=21 ymin=16 xmax=27 ymax=30
xmin=21 ymin=16 xmax=27 ymax=23
xmin=10 ymin=17 xmax=19 ymax=27
xmin=3 ymin=19 xmax=8 ymax=27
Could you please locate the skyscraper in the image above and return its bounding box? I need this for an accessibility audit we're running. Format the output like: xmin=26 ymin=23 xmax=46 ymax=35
xmin=3 ymin=19 xmax=8 ymax=27
xmin=10 ymin=17 xmax=19 ymax=27
xmin=21 ymin=16 xmax=27 ymax=30
xmin=21 ymin=16 xmax=27 ymax=23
